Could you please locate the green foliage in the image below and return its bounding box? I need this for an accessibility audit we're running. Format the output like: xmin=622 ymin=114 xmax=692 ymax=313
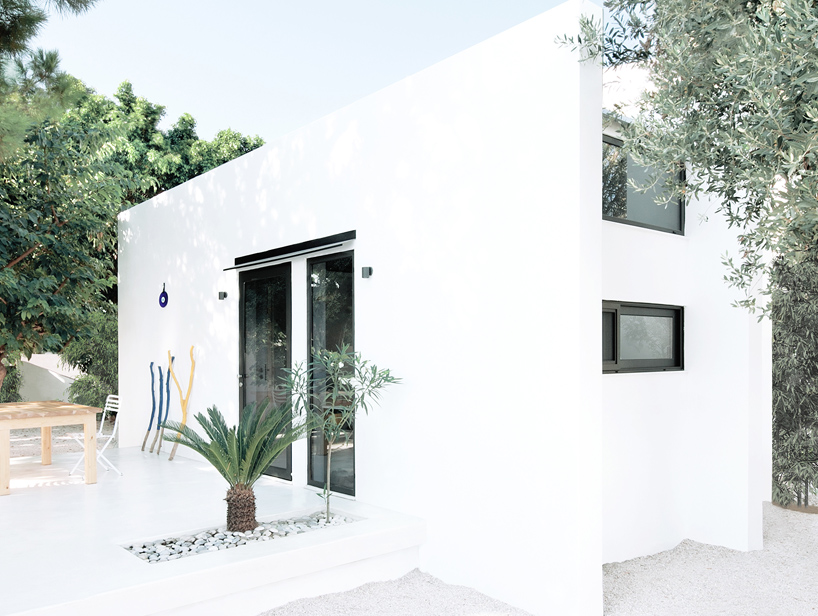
xmin=0 ymin=49 xmax=89 ymax=160
xmin=65 ymin=374 xmax=108 ymax=407
xmin=60 ymin=305 xmax=117 ymax=393
xmin=0 ymin=115 xmax=132 ymax=389
xmin=0 ymin=0 xmax=97 ymax=57
xmin=0 ymin=361 xmax=22 ymax=402
xmin=72 ymin=82 xmax=264 ymax=209
xmin=604 ymin=0 xmax=818 ymax=311
xmin=286 ymin=345 xmax=399 ymax=518
xmin=0 ymin=0 xmax=98 ymax=158
xmin=162 ymin=400 xmax=311 ymax=490
xmin=0 ymin=1 xmax=259 ymax=394
xmin=62 ymin=306 xmax=116 ymax=407
xmin=771 ymin=249 xmax=818 ymax=506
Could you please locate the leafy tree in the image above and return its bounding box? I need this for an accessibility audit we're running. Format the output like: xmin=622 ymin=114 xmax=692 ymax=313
xmin=0 ymin=116 xmax=131 ymax=392
xmin=60 ymin=305 xmax=117 ymax=407
xmin=0 ymin=0 xmax=98 ymax=57
xmin=771 ymin=248 xmax=818 ymax=506
xmin=0 ymin=48 xmax=88 ymax=160
xmin=0 ymin=361 xmax=22 ymax=402
xmin=596 ymin=0 xmax=818 ymax=311
xmin=583 ymin=0 xmax=818 ymax=506
xmin=69 ymin=82 xmax=264 ymax=303
xmin=0 ymin=2 xmax=260 ymax=394
xmin=0 ymin=0 xmax=98 ymax=157
xmin=163 ymin=400 xmax=312 ymax=532
xmin=72 ymin=82 xmax=264 ymax=208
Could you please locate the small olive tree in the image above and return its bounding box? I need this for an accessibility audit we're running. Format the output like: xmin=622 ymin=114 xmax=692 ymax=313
xmin=286 ymin=345 xmax=399 ymax=520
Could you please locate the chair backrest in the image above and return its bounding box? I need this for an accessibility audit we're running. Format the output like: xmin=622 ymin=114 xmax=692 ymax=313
xmin=101 ymin=394 xmax=121 ymax=438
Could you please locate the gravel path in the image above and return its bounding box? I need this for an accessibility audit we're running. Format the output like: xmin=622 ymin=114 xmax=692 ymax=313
xmin=256 ymin=569 xmax=534 ymax=616
xmin=262 ymin=503 xmax=818 ymax=616
xmin=604 ymin=501 xmax=818 ymax=615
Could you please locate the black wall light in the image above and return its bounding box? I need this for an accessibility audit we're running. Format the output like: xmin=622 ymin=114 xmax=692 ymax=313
xmin=218 ymin=292 xmax=228 ymax=300
xmin=362 ymin=267 xmax=373 ymax=278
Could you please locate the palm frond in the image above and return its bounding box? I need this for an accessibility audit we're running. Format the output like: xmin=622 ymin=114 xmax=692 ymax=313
xmin=163 ymin=401 xmax=310 ymax=488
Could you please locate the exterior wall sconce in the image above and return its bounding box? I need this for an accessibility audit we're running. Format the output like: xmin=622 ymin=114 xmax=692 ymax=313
xmin=218 ymin=292 xmax=228 ymax=300
xmin=362 ymin=267 xmax=373 ymax=279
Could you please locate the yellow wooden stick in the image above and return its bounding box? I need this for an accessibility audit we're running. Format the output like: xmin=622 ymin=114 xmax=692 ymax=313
xmin=167 ymin=346 xmax=195 ymax=461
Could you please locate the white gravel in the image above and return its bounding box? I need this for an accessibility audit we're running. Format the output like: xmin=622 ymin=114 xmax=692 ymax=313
xmin=604 ymin=501 xmax=818 ymax=615
xmin=256 ymin=569 xmax=535 ymax=616
xmin=125 ymin=513 xmax=353 ymax=563
xmin=260 ymin=503 xmax=818 ymax=616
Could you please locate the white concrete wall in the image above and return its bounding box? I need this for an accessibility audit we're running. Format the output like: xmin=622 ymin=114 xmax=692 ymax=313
xmin=119 ymin=2 xmax=602 ymax=615
xmin=18 ymin=354 xmax=80 ymax=402
xmin=601 ymin=192 xmax=770 ymax=562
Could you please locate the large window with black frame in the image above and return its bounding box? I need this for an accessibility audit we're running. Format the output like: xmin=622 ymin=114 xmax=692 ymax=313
xmin=307 ymin=251 xmax=355 ymax=495
xmin=603 ymin=133 xmax=684 ymax=235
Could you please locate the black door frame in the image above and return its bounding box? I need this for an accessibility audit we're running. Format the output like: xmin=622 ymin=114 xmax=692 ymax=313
xmin=239 ymin=262 xmax=293 ymax=480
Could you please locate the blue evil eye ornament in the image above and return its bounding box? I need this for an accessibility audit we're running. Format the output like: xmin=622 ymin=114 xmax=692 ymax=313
xmin=159 ymin=283 xmax=169 ymax=308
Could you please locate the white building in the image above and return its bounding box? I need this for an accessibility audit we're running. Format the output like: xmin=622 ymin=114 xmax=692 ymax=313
xmin=118 ymin=1 xmax=771 ymax=614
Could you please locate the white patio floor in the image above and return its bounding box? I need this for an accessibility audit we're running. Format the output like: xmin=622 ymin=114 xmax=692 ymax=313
xmin=0 ymin=448 xmax=424 ymax=616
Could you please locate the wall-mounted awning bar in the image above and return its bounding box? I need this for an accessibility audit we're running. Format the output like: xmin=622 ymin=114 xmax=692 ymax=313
xmin=224 ymin=230 xmax=356 ymax=271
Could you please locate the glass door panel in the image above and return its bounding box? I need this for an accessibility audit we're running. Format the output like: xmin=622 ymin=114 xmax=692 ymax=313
xmin=240 ymin=263 xmax=292 ymax=480
xmin=308 ymin=252 xmax=355 ymax=495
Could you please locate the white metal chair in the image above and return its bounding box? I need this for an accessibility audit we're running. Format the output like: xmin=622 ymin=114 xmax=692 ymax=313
xmin=70 ymin=394 xmax=122 ymax=476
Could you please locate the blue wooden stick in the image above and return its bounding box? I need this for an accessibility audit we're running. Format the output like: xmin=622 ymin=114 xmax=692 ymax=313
xmin=142 ymin=362 xmax=156 ymax=451
xmin=165 ymin=357 xmax=173 ymax=423
xmin=149 ymin=364 xmax=162 ymax=453
xmin=157 ymin=356 xmax=174 ymax=455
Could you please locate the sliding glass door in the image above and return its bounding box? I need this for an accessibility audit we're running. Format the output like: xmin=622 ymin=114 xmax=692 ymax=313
xmin=239 ymin=263 xmax=292 ymax=480
xmin=307 ymin=252 xmax=355 ymax=495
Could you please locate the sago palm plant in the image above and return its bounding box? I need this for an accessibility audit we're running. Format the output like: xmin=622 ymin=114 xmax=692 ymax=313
xmin=163 ymin=399 xmax=311 ymax=532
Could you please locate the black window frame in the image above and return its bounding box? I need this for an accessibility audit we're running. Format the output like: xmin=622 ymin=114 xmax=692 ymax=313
xmin=602 ymin=134 xmax=686 ymax=236
xmin=603 ymin=300 xmax=684 ymax=373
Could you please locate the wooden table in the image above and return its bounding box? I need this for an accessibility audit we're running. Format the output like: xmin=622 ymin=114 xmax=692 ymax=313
xmin=0 ymin=400 xmax=100 ymax=495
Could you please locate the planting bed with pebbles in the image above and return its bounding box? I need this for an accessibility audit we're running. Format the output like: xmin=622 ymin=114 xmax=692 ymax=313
xmin=124 ymin=512 xmax=354 ymax=563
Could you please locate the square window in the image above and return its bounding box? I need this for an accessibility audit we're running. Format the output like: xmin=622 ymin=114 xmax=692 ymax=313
xmin=603 ymin=134 xmax=684 ymax=235
xmin=603 ymin=301 xmax=683 ymax=373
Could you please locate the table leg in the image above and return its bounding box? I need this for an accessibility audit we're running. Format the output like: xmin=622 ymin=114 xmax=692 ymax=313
xmin=40 ymin=426 xmax=52 ymax=465
xmin=83 ymin=415 xmax=97 ymax=485
xmin=0 ymin=428 xmax=9 ymax=495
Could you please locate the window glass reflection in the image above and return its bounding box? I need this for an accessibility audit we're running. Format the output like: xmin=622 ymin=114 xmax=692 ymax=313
xmin=241 ymin=264 xmax=291 ymax=477
xmin=308 ymin=253 xmax=355 ymax=495
xmin=603 ymin=137 xmax=682 ymax=233
xmin=619 ymin=315 xmax=674 ymax=360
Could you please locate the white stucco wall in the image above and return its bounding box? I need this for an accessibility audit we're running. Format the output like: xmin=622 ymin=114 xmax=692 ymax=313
xmin=119 ymin=2 xmax=603 ymax=615
xmin=601 ymin=192 xmax=771 ymax=562
xmin=18 ymin=353 xmax=81 ymax=402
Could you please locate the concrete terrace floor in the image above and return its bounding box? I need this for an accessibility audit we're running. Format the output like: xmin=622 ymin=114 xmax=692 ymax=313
xmin=0 ymin=447 xmax=423 ymax=616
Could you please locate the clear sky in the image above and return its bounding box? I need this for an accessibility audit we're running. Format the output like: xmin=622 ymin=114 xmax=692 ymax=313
xmin=31 ymin=0 xmax=566 ymax=142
